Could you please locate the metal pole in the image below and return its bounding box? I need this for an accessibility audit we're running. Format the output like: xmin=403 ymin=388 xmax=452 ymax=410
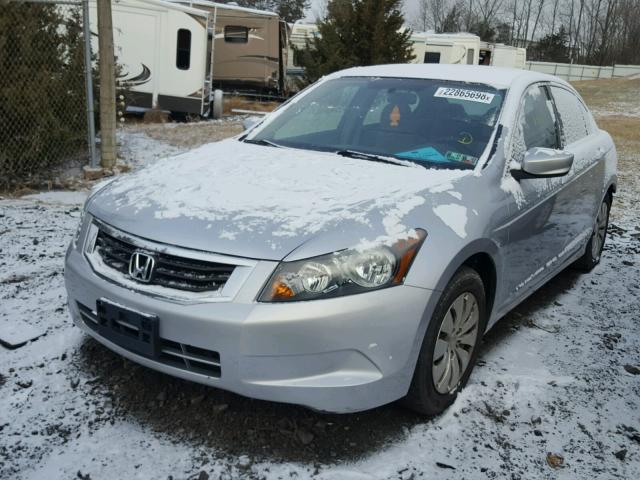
xmin=82 ymin=0 xmax=98 ymax=168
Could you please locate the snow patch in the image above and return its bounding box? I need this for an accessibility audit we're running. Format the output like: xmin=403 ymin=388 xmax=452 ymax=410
xmin=102 ymin=139 xmax=470 ymax=243
xmin=22 ymin=191 xmax=87 ymax=206
xmin=433 ymin=203 xmax=468 ymax=238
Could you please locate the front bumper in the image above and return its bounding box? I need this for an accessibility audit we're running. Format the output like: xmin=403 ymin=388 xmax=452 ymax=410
xmin=65 ymin=244 xmax=434 ymax=413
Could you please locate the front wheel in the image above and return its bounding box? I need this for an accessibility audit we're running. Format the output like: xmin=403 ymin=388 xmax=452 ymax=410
xmin=402 ymin=267 xmax=487 ymax=415
xmin=575 ymin=195 xmax=611 ymax=272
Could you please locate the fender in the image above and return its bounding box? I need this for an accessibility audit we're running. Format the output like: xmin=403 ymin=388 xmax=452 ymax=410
xmin=400 ymin=238 xmax=501 ymax=395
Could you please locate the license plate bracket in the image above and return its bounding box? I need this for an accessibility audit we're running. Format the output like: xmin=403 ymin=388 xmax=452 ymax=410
xmin=96 ymin=299 xmax=159 ymax=357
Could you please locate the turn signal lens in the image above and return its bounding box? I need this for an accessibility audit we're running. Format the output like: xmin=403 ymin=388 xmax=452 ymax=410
xmin=392 ymin=229 xmax=427 ymax=284
xmin=271 ymin=281 xmax=295 ymax=301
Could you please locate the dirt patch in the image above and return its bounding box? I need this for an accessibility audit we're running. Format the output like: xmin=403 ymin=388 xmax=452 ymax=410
xmin=595 ymin=115 xmax=640 ymax=144
xmin=572 ymin=77 xmax=640 ymax=113
xmin=123 ymin=120 xmax=244 ymax=149
xmin=578 ymin=78 xmax=640 ymax=224
xmin=223 ymin=96 xmax=280 ymax=115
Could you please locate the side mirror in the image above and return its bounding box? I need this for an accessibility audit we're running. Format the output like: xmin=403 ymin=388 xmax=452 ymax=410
xmin=242 ymin=116 xmax=262 ymax=132
xmin=511 ymin=147 xmax=574 ymax=180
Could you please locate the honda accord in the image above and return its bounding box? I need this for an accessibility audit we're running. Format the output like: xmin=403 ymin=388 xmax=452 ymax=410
xmin=65 ymin=64 xmax=617 ymax=414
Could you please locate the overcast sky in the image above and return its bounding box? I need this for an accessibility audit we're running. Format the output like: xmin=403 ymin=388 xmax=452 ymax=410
xmin=303 ymin=0 xmax=420 ymax=25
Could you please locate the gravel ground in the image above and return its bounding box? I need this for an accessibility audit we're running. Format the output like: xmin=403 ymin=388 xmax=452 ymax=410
xmin=1 ymin=84 xmax=639 ymax=479
xmin=122 ymin=118 xmax=245 ymax=150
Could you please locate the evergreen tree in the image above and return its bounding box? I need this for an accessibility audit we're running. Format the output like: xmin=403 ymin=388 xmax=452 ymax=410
xmin=0 ymin=2 xmax=88 ymax=183
xmin=295 ymin=0 xmax=414 ymax=84
xmin=531 ymin=26 xmax=570 ymax=62
xmin=495 ymin=22 xmax=511 ymax=44
xmin=469 ymin=20 xmax=496 ymax=42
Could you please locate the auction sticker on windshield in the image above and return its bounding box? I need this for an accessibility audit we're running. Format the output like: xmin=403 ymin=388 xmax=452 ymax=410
xmin=434 ymin=87 xmax=495 ymax=104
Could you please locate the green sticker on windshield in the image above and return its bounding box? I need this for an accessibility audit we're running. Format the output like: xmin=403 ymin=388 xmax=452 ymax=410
xmin=445 ymin=151 xmax=479 ymax=166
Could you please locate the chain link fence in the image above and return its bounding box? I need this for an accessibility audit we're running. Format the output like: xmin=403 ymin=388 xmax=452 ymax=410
xmin=0 ymin=0 xmax=95 ymax=189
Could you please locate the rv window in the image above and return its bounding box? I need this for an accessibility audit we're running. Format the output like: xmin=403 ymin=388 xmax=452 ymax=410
xmin=293 ymin=49 xmax=303 ymax=67
xmin=467 ymin=49 xmax=475 ymax=65
xmin=225 ymin=26 xmax=249 ymax=43
xmin=176 ymin=29 xmax=191 ymax=70
xmin=424 ymin=52 xmax=441 ymax=64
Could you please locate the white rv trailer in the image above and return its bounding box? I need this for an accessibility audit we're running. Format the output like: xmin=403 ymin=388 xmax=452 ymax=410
xmin=409 ymin=32 xmax=481 ymax=65
xmin=169 ymin=0 xmax=288 ymax=94
xmin=479 ymin=43 xmax=526 ymax=68
xmin=282 ymin=26 xmax=526 ymax=93
xmin=89 ymin=0 xmax=214 ymax=115
xmin=286 ymin=22 xmax=319 ymax=80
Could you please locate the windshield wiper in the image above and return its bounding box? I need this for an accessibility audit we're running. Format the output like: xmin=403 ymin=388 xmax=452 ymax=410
xmin=336 ymin=150 xmax=409 ymax=167
xmin=243 ymin=138 xmax=282 ymax=148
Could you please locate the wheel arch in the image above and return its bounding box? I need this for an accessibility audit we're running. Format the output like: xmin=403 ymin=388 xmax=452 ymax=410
xmin=401 ymin=240 xmax=501 ymax=404
xmin=430 ymin=239 xmax=501 ymax=320
xmin=405 ymin=239 xmax=502 ymax=383
xmin=461 ymin=252 xmax=497 ymax=320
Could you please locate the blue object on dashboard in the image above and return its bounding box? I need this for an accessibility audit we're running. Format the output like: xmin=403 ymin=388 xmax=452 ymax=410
xmin=396 ymin=146 xmax=448 ymax=162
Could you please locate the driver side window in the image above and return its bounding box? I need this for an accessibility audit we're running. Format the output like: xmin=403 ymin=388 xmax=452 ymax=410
xmin=521 ymin=85 xmax=559 ymax=150
xmin=511 ymin=85 xmax=560 ymax=164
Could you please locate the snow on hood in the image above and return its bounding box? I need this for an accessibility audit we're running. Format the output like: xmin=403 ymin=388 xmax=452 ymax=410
xmin=88 ymin=139 xmax=471 ymax=260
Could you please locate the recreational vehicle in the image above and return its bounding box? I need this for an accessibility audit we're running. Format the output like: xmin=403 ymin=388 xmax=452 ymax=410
xmin=479 ymin=42 xmax=527 ymax=68
xmin=89 ymin=0 xmax=214 ymax=116
xmin=286 ymin=22 xmax=319 ymax=87
xmin=278 ymin=24 xmax=529 ymax=94
xmin=409 ymin=32 xmax=481 ymax=65
xmin=170 ymin=1 xmax=289 ymax=94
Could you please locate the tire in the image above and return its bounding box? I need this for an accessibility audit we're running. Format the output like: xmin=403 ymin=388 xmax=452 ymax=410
xmin=574 ymin=194 xmax=611 ymax=272
xmin=402 ymin=267 xmax=487 ymax=416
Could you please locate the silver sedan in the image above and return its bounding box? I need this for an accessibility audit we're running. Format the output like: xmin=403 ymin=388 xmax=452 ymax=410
xmin=65 ymin=64 xmax=617 ymax=414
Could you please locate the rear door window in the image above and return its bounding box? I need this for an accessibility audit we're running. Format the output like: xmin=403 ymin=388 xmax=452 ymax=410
xmin=549 ymin=86 xmax=591 ymax=145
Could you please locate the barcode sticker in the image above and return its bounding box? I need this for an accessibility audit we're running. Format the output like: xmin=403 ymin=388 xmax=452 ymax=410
xmin=434 ymin=87 xmax=495 ymax=104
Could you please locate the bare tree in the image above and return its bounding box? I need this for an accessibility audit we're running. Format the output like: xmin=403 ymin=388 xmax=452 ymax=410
xmin=398 ymin=0 xmax=638 ymax=64
xmin=549 ymin=0 xmax=560 ymax=34
xmin=528 ymin=0 xmax=546 ymax=47
xmin=412 ymin=0 xmax=432 ymax=31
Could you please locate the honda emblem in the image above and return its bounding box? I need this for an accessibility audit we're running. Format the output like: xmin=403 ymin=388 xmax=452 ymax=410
xmin=129 ymin=251 xmax=155 ymax=283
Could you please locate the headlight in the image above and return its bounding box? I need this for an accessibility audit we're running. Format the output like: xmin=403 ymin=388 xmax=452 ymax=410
xmin=71 ymin=207 xmax=86 ymax=250
xmin=259 ymin=229 xmax=427 ymax=302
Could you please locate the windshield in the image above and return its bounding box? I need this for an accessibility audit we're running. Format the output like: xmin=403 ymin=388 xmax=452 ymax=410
xmin=249 ymin=76 xmax=506 ymax=169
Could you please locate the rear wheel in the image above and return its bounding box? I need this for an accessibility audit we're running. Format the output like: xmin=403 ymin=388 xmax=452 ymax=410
xmin=403 ymin=267 xmax=487 ymax=415
xmin=575 ymin=195 xmax=611 ymax=272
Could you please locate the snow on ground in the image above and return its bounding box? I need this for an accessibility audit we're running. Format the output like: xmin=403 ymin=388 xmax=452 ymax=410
xmin=1 ymin=108 xmax=640 ymax=479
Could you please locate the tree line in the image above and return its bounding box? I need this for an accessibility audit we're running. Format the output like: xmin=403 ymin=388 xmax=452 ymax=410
xmin=408 ymin=0 xmax=640 ymax=65
xmin=228 ymin=0 xmax=640 ymax=66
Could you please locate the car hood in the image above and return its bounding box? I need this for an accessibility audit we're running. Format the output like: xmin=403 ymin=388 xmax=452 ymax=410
xmin=88 ymin=139 xmax=472 ymax=261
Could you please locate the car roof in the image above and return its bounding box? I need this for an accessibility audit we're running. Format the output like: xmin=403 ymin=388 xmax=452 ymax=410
xmin=329 ymin=64 xmax=567 ymax=90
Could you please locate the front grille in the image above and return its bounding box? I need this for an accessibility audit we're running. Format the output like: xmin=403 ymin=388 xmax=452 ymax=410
xmin=78 ymin=302 xmax=221 ymax=378
xmin=94 ymin=229 xmax=235 ymax=293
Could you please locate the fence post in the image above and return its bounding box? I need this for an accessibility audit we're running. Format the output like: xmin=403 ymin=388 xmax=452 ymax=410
xmin=97 ymin=0 xmax=117 ymax=169
xmin=81 ymin=0 xmax=98 ymax=169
